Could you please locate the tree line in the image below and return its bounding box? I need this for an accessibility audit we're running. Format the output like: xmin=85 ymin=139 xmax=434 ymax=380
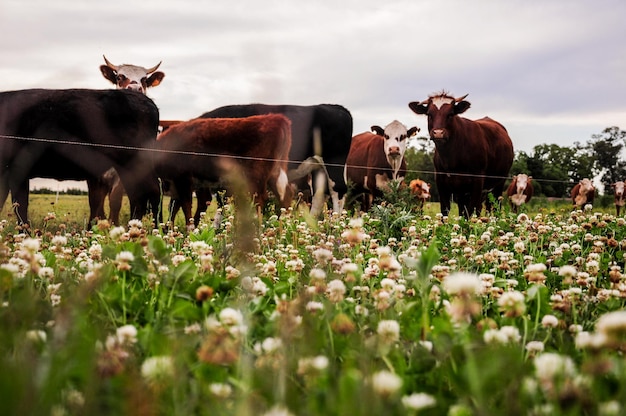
xmin=404 ymin=126 xmax=626 ymax=201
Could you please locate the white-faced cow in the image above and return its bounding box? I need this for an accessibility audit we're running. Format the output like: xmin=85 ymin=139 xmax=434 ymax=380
xmin=91 ymin=56 xmax=166 ymax=224
xmin=409 ymin=92 xmax=514 ymax=218
xmin=612 ymin=181 xmax=625 ymax=216
xmin=344 ymin=120 xmax=418 ymax=211
xmin=199 ymin=104 xmax=353 ymax=215
xmin=506 ymin=174 xmax=533 ymax=213
xmin=409 ymin=179 xmax=431 ymax=211
xmin=154 ymin=114 xmax=293 ymax=225
xmin=0 ymin=89 xmax=161 ymax=224
xmin=571 ymin=178 xmax=595 ymax=209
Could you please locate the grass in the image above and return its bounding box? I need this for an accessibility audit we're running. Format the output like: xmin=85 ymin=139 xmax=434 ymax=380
xmin=1 ymin=189 xmax=625 ymax=415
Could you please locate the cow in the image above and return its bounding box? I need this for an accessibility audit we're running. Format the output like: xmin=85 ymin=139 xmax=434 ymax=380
xmin=0 ymin=89 xmax=161 ymax=225
xmin=153 ymin=114 xmax=293 ymax=225
xmin=408 ymin=92 xmax=514 ymax=218
xmin=91 ymin=56 xmax=167 ymax=224
xmin=506 ymin=174 xmax=533 ymax=213
xmin=199 ymin=104 xmax=353 ymax=215
xmin=409 ymin=179 xmax=431 ymax=211
xmin=571 ymin=178 xmax=595 ymax=209
xmin=612 ymin=181 xmax=625 ymax=216
xmin=100 ymin=55 xmax=165 ymax=94
xmin=344 ymin=121 xmax=418 ymax=211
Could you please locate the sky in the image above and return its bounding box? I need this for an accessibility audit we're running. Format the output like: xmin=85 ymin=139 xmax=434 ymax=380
xmin=1 ymin=0 xmax=625 ymax=191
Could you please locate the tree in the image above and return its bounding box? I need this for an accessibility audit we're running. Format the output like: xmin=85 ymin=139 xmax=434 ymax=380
xmin=587 ymin=126 xmax=626 ymax=193
xmin=404 ymin=138 xmax=438 ymax=201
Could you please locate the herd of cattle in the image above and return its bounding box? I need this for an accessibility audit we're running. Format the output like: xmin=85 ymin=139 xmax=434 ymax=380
xmin=0 ymin=57 xmax=620 ymax=227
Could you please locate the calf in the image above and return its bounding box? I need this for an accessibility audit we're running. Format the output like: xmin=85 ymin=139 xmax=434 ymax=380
xmin=571 ymin=178 xmax=595 ymax=208
xmin=612 ymin=181 xmax=625 ymax=216
xmin=409 ymin=179 xmax=431 ymax=211
xmin=506 ymin=174 xmax=533 ymax=213
xmin=154 ymin=114 xmax=293 ymax=225
xmin=344 ymin=120 xmax=418 ymax=211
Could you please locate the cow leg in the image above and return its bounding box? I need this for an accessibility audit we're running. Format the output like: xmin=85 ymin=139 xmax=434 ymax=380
xmin=0 ymin=174 xmax=9 ymax=215
xmin=193 ymin=187 xmax=213 ymax=225
xmin=172 ymin=179 xmax=194 ymax=225
xmin=108 ymin=180 xmax=125 ymax=225
xmin=86 ymin=177 xmax=108 ymax=222
xmin=10 ymin=178 xmax=30 ymax=225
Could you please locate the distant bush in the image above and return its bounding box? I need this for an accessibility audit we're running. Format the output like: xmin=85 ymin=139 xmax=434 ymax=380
xmin=31 ymin=187 xmax=87 ymax=195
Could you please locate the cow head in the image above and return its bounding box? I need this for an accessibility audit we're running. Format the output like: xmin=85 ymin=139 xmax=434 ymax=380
xmin=409 ymin=179 xmax=431 ymax=201
xmin=371 ymin=120 xmax=419 ymax=177
xmin=408 ymin=92 xmax=470 ymax=141
xmin=613 ymin=181 xmax=625 ymax=198
xmin=515 ymin=174 xmax=531 ymax=195
xmin=100 ymin=55 xmax=165 ymax=94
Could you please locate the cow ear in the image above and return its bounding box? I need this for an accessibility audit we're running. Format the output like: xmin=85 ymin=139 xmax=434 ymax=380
xmin=408 ymin=101 xmax=428 ymax=115
xmin=371 ymin=125 xmax=384 ymax=136
xmin=100 ymin=65 xmax=117 ymax=84
xmin=454 ymin=100 xmax=471 ymax=114
xmin=407 ymin=127 xmax=419 ymax=137
xmin=147 ymin=71 xmax=165 ymax=88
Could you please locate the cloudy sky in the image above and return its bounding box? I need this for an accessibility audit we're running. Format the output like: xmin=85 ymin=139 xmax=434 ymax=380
xmin=1 ymin=0 xmax=625 ymax=190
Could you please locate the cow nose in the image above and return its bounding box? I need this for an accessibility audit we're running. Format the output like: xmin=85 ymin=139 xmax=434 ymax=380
xmin=388 ymin=147 xmax=401 ymax=156
xmin=431 ymin=129 xmax=445 ymax=139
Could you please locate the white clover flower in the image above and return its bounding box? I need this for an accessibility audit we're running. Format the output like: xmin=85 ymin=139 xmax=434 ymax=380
xmin=596 ymin=310 xmax=626 ymax=339
xmin=50 ymin=235 xmax=67 ymax=247
xmin=525 ymin=341 xmax=545 ymax=354
xmin=541 ymin=314 xmax=559 ymax=328
xmin=22 ymin=238 xmax=40 ymax=253
xmin=497 ymin=291 xmax=526 ymax=317
xmin=141 ymin=356 xmax=174 ymax=385
xmin=377 ymin=320 xmax=400 ymax=344
xmin=260 ymin=337 xmax=282 ymax=353
xmin=442 ymin=272 xmax=482 ymax=296
xmin=534 ymin=352 xmax=576 ymax=382
xmin=309 ymin=268 xmax=326 ymax=281
xmin=109 ymin=226 xmax=125 ymax=240
xmin=327 ymin=279 xmax=346 ymax=303
xmin=38 ymin=267 xmax=54 ymax=280
xmin=209 ymin=383 xmax=233 ymax=399
xmin=558 ymin=265 xmax=578 ymax=278
xmin=262 ymin=405 xmax=295 ymax=416
xmin=115 ymin=251 xmax=135 ymax=263
xmin=401 ymin=392 xmax=436 ymax=411
xmin=219 ymin=308 xmax=244 ymax=326
xmin=26 ymin=329 xmax=47 ymax=344
xmin=370 ymin=370 xmax=402 ymax=397
xmin=128 ymin=219 xmax=143 ymax=229
xmin=116 ymin=324 xmax=138 ymax=345
xmin=171 ymin=254 xmax=186 ymax=266
xmin=305 ymin=301 xmax=324 ymax=312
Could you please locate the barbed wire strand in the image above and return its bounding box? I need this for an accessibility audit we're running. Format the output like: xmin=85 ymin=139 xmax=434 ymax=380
xmin=0 ymin=133 xmax=583 ymax=186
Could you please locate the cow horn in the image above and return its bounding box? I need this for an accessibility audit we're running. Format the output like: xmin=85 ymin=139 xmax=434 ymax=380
xmin=455 ymin=94 xmax=469 ymax=102
xmin=102 ymin=55 xmax=119 ymax=71
xmin=146 ymin=61 xmax=162 ymax=74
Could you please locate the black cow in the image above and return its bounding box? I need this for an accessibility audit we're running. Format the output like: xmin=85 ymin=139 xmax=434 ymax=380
xmin=200 ymin=104 xmax=353 ymax=215
xmin=0 ymin=89 xmax=161 ymax=224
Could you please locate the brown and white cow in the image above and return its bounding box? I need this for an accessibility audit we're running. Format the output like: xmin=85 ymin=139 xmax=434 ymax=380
xmin=571 ymin=178 xmax=595 ymax=209
xmin=409 ymin=179 xmax=431 ymax=211
xmin=506 ymin=174 xmax=533 ymax=213
xmin=154 ymin=114 xmax=293 ymax=225
xmin=91 ymin=56 xmax=167 ymax=224
xmin=612 ymin=181 xmax=625 ymax=216
xmin=409 ymin=92 xmax=514 ymax=218
xmin=100 ymin=55 xmax=165 ymax=94
xmin=344 ymin=120 xmax=418 ymax=211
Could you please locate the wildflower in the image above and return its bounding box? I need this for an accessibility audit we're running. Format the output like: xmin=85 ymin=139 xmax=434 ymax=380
xmin=330 ymin=313 xmax=355 ymax=334
xmin=115 ymin=251 xmax=134 ymax=271
xmin=171 ymin=254 xmax=186 ymax=266
xmin=309 ymin=268 xmax=326 ymax=282
xmin=370 ymin=370 xmax=402 ymax=398
xmin=297 ymin=355 xmax=329 ymax=376
xmin=195 ymin=285 xmax=214 ymax=302
xmin=401 ymin=392 xmax=436 ymax=412
xmin=377 ymin=320 xmax=400 ymax=344
xmin=497 ymin=290 xmax=526 ymax=318
xmin=595 ymin=310 xmax=626 ymax=347
xmin=109 ymin=226 xmax=125 ymax=241
xmin=305 ymin=301 xmax=324 ymax=313
xmin=524 ymin=263 xmax=547 ymax=285
xmin=116 ymin=325 xmax=138 ymax=345
xmin=533 ymin=352 xmax=576 ymax=385
xmin=141 ymin=355 xmax=174 ymax=387
xmin=312 ymin=247 xmax=334 ymax=266
xmin=541 ymin=315 xmax=559 ymax=328
xmin=262 ymin=405 xmax=295 ymax=416
xmin=327 ymin=279 xmax=346 ymax=303
xmin=22 ymin=237 xmax=40 ymax=253
xmin=184 ymin=323 xmax=202 ymax=335
xmin=442 ymin=272 xmax=482 ymax=296
xmin=525 ymin=341 xmax=545 ymax=356
xmin=219 ymin=308 xmax=244 ymax=326
xmin=209 ymin=383 xmax=233 ymax=399
xmin=225 ymin=265 xmax=241 ymax=280
xmin=26 ymin=329 xmax=47 ymax=344
xmin=38 ymin=266 xmax=55 ymax=280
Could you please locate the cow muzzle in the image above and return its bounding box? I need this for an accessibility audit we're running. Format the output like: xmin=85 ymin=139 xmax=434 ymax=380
xmin=430 ymin=129 xmax=447 ymax=140
xmin=125 ymin=83 xmax=145 ymax=93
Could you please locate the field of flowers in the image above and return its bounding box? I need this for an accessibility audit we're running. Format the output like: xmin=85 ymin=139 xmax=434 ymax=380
xmin=1 ymin=196 xmax=626 ymax=416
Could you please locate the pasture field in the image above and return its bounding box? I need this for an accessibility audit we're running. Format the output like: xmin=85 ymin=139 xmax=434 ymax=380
xmin=1 ymin=192 xmax=626 ymax=415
